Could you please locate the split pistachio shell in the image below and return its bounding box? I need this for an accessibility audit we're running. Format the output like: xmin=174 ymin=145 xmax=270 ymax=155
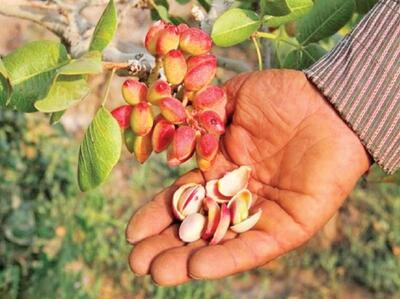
xmin=229 ymin=196 xmax=248 ymax=225
xmin=202 ymin=197 xmax=221 ymax=240
xmin=210 ymin=204 xmax=231 ymax=245
xmin=179 ymin=213 xmax=206 ymax=242
xmin=172 ymin=183 xmax=205 ymax=220
xmin=228 ymin=189 xmax=252 ymax=209
xmin=227 ymin=189 xmax=252 ymax=225
xmin=217 ymin=166 xmax=252 ymax=197
xmin=205 ymin=179 xmax=230 ymax=203
xmin=171 ymin=166 xmax=260 ymax=245
xmin=230 ymin=209 xmax=262 ymax=233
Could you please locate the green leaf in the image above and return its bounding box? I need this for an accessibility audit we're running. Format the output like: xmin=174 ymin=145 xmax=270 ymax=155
xmin=176 ymin=0 xmax=191 ymax=4
xmin=77 ymin=107 xmax=122 ymax=191
xmin=0 ymin=57 xmax=12 ymax=104
xmin=264 ymin=0 xmax=313 ymax=27
xmin=0 ymin=57 xmax=9 ymax=79
xmin=297 ymin=0 xmax=354 ymax=45
xmin=59 ymin=51 xmax=103 ymax=75
xmin=89 ymin=0 xmax=117 ymax=52
xmin=34 ymin=75 xmax=89 ymax=112
xmin=151 ymin=0 xmax=171 ymax=22
xmin=211 ymin=8 xmax=261 ymax=47
xmin=49 ymin=110 xmax=65 ymax=125
xmin=355 ymin=0 xmax=378 ymax=14
xmin=153 ymin=5 xmax=171 ymax=22
xmin=1 ymin=41 xmax=69 ymax=112
xmin=261 ymin=0 xmax=312 ymax=17
xmin=0 ymin=75 xmax=12 ymax=108
xmin=283 ymin=43 xmax=327 ymax=69
xmin=261 ymin=0 xmax=292 ymax=16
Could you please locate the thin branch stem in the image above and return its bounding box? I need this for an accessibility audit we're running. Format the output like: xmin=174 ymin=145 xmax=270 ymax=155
xmin=252 ymin=36 xmax=263 ymax=71
xmin=103 ymin=61 xmax=130 ymax=70
xmin=102 ymin=68 xmax=116 ymax=107
xmin=256 ymin=31 xmax=300 ymax=49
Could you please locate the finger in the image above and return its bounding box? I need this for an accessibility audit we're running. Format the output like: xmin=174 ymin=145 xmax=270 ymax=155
xmin=223 ymin=72 xmax=252 ymax=119
xmin=189 ymin=197 xmax=312 ymax=280
xmin=188 ymin=230 xmax=280 ymax=280
xmin=126 ymin=170 xmax=204 ymax=244
xmin=150 ymin=231 xmax=237 ymax=286
xmin=150 ymin=239 xmax=207 ymax=286
xmin=129 ymin=225 xmax=183 ymax=275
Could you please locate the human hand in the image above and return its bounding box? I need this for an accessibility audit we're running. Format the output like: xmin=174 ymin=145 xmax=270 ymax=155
xmin=125 ymin=70 xmax=371 ymax=286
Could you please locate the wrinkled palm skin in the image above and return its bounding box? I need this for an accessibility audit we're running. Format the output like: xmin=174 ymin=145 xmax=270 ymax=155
xmin=125 ymin=70 xmax=371 ymax=286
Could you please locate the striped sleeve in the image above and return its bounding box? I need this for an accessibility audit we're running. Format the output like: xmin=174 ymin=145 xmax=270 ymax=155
xmin=304 ymin=0 xmax=400 ymax=174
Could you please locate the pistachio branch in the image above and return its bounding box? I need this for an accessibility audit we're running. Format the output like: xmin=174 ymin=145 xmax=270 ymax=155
xmin=0 ymin=0 xmax=145 ymax=57
xmin=0 ymin=1 xmax=68 ymax=36
xmin=0 ymin=0 xmax=251 ymax=75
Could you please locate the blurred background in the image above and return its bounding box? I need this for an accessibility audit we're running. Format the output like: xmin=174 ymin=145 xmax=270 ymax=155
xmin=0 ymin=1 xmax=399 ymax=298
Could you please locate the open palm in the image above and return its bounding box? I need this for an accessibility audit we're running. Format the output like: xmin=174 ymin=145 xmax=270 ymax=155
xmin=126 ymin=70 xmax=370 ymax=286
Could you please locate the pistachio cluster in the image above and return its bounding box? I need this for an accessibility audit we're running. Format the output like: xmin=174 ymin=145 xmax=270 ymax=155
xmin=172 ymin=166 xmax=262 ymax=244
xmin=111 ymin=21 xmax=226 ymax=170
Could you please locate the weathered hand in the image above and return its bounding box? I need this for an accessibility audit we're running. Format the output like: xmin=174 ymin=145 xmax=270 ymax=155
xmin=125 ymin=70 xmax=370 ymax=286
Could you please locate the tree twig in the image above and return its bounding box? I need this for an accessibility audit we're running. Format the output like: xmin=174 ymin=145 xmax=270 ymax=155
xmin=0 ymin=1 xmax=68 ymax=36
xmin=0 ymin=0 xmax=252 ymax=76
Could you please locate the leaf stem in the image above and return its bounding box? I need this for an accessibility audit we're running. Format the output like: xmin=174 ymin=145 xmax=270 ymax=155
xmin=148 ymin=0 xmax=157 ymax=9
xmin=251 ymin=36 xmax=263 ymax=71
xmin=102 ymin=68 xmax=116 ymax=107
xmin=256 ymin=31 xmax=300 ymax=49
xmin=103 ymin=61 xmax=130 ymax=70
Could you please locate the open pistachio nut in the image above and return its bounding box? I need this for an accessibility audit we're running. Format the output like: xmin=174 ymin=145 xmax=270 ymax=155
xmin=172 ymin=166 xmax=262 ymax=244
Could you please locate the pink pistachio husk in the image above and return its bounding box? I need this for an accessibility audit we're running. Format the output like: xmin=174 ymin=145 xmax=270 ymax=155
xmin=193 ymin=85 xmax=226 ymax=110
xmin=158 ymin=97 xmax=187 ymax=124
xmin=122 ymin=79 xmax=147 ymax=105
xmin=130 ymin=102 xmax=153 ymax=136
xmin=179 ymin=27 xmax=212 ymax=56
xmin=111 ymin=105 xmax=133 ymax=129
xmin=196 ymin=110 xmax=225 ymax=135
xmin=144 ymin=20 xmax=167 ymax=55
xmin=196 ymin=133 xmax=219 ymax=171
xmin=184 ymin=54 xmax=217 ymax=91
xmin=133 ymin=133 xmax=153 ymax=164
xmin=151 ymin=117 xmax=175 ymax=153
xmin=163 ymin=49 xmax=187 ymax=85
xmin=147 ymin=80 xmax=172 ymax=104
xmin=156 ymin=24 xmax=180 ymax=56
